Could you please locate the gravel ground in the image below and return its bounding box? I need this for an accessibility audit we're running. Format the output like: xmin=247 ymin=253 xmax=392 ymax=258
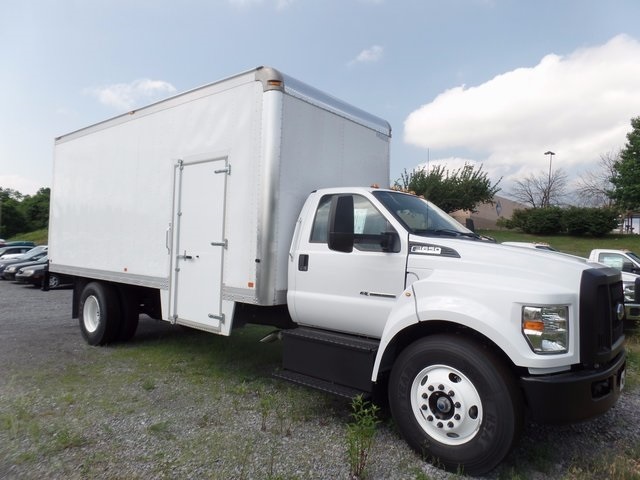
xmin=0 ymin=281 xmax=639 ymax=479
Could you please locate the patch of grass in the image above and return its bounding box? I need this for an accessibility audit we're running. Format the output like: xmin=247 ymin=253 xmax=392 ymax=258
xmin=564 ymin=444 xmax=640 ymax=479
xmin=8 ymin=228 xmax=48 ymax=245
xmin=148 ymin=421 xmax=174 ymax=439
xmin=625 ymin=334 xmax=640 ymax=390
xmin=141 ymin=377 xmax=156 ymax=391
xmin=480 ymin=229 xmax=640 ymax=258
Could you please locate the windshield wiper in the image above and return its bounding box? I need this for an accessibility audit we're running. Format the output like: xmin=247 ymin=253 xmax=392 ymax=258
xmin=416 ymin=228 xmax=483 ymax=240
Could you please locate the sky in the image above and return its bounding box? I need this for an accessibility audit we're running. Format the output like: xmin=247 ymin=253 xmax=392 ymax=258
xmin=2 ymin=0 xmax=640 ymax=200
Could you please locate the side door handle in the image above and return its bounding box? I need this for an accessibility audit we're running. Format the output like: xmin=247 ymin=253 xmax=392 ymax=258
xmin=298 ymin=254 xmax=309 ymax=271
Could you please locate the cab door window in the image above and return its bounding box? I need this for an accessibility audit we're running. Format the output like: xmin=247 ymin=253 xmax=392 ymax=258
xmin=310 ymin=194 xmax=399 ymax=252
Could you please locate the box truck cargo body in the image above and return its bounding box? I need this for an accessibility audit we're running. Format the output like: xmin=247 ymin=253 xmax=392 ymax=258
xmin=50 ymin=66 xmax=390 ymax=335
xmin=49 ymin=67 xmax=626 ymax=475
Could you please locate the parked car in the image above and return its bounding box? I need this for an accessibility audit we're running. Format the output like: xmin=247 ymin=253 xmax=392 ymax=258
xmin=502 ymin=241 xmax=557 ymax=251
xmin=0 ymin=245 xmax=35 ymax=258
xmin=0 ymin=247 xmax=48 ymax=276
xmin=0 ymin=239 xmax=5 ymax=247
xmin=4 ymin=241 xmax=35 ymax=247
xmin=0 ymin=245 xmax=48 ymax=260
xmin=15 ymin=262 xmax=72 ymax=289
xmin=2 ymin=255 xmax=48 ymax=281
xmin=588 ymin=249 xmax=640 ymax=274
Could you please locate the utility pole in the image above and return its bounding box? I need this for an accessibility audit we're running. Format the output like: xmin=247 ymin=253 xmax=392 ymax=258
xmin=544 ymin=151 xmax=555 ymax=207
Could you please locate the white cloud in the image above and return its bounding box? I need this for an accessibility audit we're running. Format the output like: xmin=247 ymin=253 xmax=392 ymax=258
xmin=84 ymin=79 xmax=177 ymax=111
xmin=404 ymin=34 xmax=640 ymax=186
xmin=349 ymin=45 xmax=384 ymax=65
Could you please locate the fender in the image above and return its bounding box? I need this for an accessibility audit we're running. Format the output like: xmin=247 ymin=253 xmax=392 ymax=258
xmin=371 ymin=275 xmax=580 ymax=381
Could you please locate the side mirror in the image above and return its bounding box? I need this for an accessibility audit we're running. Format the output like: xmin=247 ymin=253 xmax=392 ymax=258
xmin=622 ymin=261 xmax=635 ymax=273
xmin=328 ymin=195 xmax=354 ymax=253
xmin=380 ymin=231 xmax=401 ymax=253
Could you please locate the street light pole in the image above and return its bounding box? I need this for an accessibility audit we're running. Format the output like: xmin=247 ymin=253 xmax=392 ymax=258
xmin=544 ymin=150 xmax=555 ymax=207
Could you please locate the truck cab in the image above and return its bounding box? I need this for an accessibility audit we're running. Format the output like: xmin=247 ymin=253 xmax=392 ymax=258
xmin=589 ymin=248 xmax=640 ymax=274
xmin=282 ymin=186 xmax=626 ymax=475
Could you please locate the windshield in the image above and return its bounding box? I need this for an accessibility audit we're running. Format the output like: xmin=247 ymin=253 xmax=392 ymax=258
xmin=627 ymin=251 xmax=640 ymax=264
xmin=373 ymin=190 xmax=480 ymax=239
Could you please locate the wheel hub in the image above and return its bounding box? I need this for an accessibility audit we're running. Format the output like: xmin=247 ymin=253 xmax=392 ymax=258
xmin=411 ymin=365 xmax=483 ymax=446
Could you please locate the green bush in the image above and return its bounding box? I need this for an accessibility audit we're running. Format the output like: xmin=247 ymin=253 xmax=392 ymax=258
xmin=503 ymin=207 xmax=618 ymax=236
xmin=506 ymin=207 xmax=563 ymax=235
xmin=563 ymin=207 xmax=619 ymax=237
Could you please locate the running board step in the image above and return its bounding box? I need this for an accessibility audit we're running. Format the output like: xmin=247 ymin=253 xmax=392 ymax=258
xmin=280 ymin=327 xmax=380 ymax=393
xmin=273 ymin=370 xmax=369 ymax=399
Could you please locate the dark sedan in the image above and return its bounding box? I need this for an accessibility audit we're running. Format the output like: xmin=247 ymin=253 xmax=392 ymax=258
xmin=3 ymin=255 xmax=48 ymax=281
xmin=0 ymin=246 xmax=48 ymax=276
xmin=15 ymin=263 xmax=72 ymax=289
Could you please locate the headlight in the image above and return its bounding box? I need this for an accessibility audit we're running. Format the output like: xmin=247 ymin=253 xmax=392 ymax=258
xmin=6 ymin=266 xmax=17 ymax=273
xmin=623 ymin=281 xmax=636 ymax=303
xmin=522 ymin=306 xmax=569 ymax=354
xmin=20 ymin=269 xmax=35 ymax=277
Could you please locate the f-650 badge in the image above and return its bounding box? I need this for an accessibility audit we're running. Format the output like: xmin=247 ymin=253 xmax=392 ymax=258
xmin=411 ymin=245 xmax=442 ymax=255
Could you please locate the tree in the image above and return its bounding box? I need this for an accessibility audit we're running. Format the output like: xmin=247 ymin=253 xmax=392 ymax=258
xmin=0 ymin=197 xmax=27 ymax=238
xmin=0 ymin=186 xmax=50 ymax=237
xmin=575 ymin=150 xmax=619 ymax=207
xmin=509 ymin=168 xmax=568 ymax=208
xmin=395 ymin=163 xmax=501 ymax=213
xmin=21 ymin=187 xmax=50 ymax=231
xmin=610 ymin=116 xmax=640 ymax=211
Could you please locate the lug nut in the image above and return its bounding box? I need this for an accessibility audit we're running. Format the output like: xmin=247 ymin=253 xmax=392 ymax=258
xmin=447 ymin=421 xmax=454 ymax=428
xmin=454 ymin=414 xmax=461 ymax=420
xmin=437 ymin=422 xmax=443 ymax=428
xmin=455 ymin=402 xmax=461 ymax=408
xmin=438 ymin=384 xmax=444 ymax=390
xmin=421 ymin=404 xmax=428 ymax=410
xmin=427 ymin=415 xmax=433 ymax=422
xmin=422 ymin=393 xmax=428 ymax=399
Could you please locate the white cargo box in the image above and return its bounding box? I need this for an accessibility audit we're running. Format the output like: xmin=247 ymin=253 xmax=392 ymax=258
xmin=49 ymin=66 xmax=391 ymax=333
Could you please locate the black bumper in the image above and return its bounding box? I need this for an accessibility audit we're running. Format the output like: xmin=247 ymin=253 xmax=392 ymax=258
xmin=520 ymin=350 xmax=626 ymax=424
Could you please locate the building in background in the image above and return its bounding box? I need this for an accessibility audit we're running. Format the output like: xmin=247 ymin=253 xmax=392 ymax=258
xmin=450 ymin=195 xmax=525 ymax=230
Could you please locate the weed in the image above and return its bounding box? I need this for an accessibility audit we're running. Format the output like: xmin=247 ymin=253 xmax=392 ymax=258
xmin=141 ymin=377 xmax=156 ymax=391
xmin=148 ymin=421 xmax=174 ymax=439
xmin=346 ymin=395 xmax=380 ymax=479
xmin=50 ymin=426 xmax=86 ymax=451
xmin=259 ymin=390 xmax=277 ymax=432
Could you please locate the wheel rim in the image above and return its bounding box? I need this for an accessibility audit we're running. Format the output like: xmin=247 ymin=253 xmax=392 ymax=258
xmin=410 ymin=364 xmax=483 ymax=446
xmin=49 ymin=275 xmax=59 ymax=288
xmin=83 ymin=295 xmax=101 ymax=333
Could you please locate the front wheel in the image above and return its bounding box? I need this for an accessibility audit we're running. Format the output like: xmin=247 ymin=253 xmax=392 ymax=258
xmin=388 ymin=334 xmax=523 ymax=476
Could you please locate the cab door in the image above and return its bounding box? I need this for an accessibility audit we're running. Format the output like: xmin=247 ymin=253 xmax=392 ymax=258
xmin=288 ymin=193 xmax=407 ymax=338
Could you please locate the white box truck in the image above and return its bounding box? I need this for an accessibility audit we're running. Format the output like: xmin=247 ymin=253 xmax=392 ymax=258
xmin=48 ymin=66 xmax=626 ymax=475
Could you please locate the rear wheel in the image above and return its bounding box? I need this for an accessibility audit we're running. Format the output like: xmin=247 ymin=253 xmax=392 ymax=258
xmin=388 ymin=334 xmax=523 ymax=476
xmin=49 ymin=273 xmax=60 ymax=289
xmin=78 ymin=282 xmax=122 ymax=345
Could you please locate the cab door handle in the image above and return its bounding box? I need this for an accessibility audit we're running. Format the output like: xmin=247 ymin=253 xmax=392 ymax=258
xmin=298 ymin=254 xmax=309 ymax=271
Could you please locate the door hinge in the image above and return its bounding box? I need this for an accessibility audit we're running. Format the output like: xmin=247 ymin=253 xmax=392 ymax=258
xmin=211 ymin=239 xmax=228 ymax=248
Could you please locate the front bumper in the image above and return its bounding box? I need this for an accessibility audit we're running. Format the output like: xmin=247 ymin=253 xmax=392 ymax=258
xmin=520 ymin=350 xmax=626 ymax=424
xmin=626 ymin=303 xmax=640 ymax=322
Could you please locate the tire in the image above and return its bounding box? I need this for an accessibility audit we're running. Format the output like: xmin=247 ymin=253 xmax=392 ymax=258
xmin=78 ymin=282 xmax=122 ymax=346
xmin=117 ymin=288 xmax=139 ymax=342
xmin=388 ymin=334 xmax=523 ymax=476
xmin=49 ymin=273 xmax=60 ymax=289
